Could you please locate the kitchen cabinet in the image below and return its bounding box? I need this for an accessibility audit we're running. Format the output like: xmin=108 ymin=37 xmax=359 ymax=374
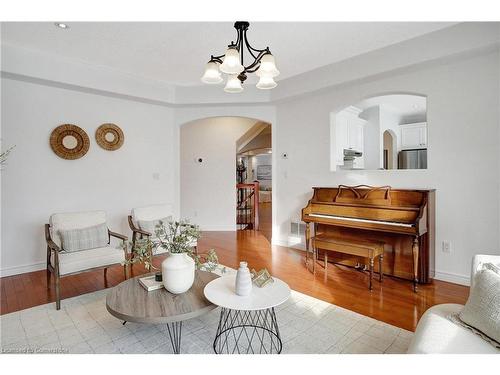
xmin=400 ymin=122 xmax=427 ymax=149
xmin=334 ymin=107 xmax=365 ymax=168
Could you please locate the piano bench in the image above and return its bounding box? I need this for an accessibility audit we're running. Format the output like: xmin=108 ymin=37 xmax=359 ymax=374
xmin=312 ymin=235 xmax=384 ymax=290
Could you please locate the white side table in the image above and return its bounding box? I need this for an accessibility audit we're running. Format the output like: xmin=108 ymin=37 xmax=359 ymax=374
xmin=204 ymin=274 xmax=291 ymax=354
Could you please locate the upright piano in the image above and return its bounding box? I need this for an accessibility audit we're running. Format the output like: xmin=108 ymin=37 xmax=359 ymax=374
xmin=301 ymin=185 xmax=435 ymax=291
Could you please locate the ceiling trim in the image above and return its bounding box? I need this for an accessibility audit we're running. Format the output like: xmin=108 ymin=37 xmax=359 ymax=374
xmin=1 ymin=23 xmax=498 ymax=107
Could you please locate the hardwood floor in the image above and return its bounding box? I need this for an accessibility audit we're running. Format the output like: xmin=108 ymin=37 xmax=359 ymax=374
xmin=0 ymin=228 xmax=468 ymax=332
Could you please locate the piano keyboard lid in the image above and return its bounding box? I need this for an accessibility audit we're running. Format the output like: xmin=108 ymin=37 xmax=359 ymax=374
xmin=307 ymin=213 xmax=415 ymax=228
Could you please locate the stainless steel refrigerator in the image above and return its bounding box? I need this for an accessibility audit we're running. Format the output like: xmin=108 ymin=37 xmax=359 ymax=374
xmin=398 ymin=149 xmax=427 ymax=169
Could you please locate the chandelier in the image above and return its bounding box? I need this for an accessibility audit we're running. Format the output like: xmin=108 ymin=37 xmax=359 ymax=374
xmin=201 ymin=21 xmax=280 ymax=93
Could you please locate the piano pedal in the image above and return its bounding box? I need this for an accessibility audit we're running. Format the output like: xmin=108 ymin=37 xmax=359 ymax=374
xmin=354 ymin=263 xmax=368 ymax=272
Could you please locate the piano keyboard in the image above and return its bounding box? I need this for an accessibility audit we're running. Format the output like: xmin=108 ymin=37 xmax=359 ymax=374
xmin=308 ymin=213 xmax=414 ymax=228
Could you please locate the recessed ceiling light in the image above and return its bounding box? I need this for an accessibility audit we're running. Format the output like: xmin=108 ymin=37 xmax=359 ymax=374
xmin=54 ymin=22 xmax=69 ymax=29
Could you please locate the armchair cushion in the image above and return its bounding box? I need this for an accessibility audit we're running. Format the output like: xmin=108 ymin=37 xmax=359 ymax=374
xmin=138 ymin=216 xmax=172 ymax=235
xmin=53 ymin=245 xmax=125 ymax=275
xmin=131 ymin=204 xmax=197 ymax=252
xmin=132 ymin=204 xmax=173 ymax=223
xmin=50 ymin=211 xmax=107 ymax=248
xmin=59 ymin=222 xmax=108 ymax=252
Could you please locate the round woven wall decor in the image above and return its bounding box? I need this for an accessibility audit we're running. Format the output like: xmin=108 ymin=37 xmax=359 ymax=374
xmin=49 ymin=124 xmax=90 ymax=160
xmin=95 ymin=123 xmax=124 ymax=151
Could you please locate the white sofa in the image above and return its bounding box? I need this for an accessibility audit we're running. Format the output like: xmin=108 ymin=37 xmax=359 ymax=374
xmin=408 ymin=254 xmax=500 ymax=354
xmin=46 ymin=210 xmax=129 ymax=310
xmin=128 ymin=204 xmax=197 ymax=256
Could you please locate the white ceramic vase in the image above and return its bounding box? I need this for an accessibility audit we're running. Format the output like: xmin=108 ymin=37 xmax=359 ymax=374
xmin=235 ymin=261 xmax=252 ymax=296
xmin=161 ymin=252 xmax=195 ymax=294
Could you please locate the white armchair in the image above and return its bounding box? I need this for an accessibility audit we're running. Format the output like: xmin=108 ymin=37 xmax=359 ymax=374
xmin=407 ymin=254 xmax=500 ymax=353
xmin=45 ymin=210 xmax=129 ymax=310
xmin=128 ymin=204 xmax=198 ymax=258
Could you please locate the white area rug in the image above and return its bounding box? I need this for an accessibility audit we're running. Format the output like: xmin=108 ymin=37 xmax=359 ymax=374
xmin=0 ymin=269 xmax=413 ymax=354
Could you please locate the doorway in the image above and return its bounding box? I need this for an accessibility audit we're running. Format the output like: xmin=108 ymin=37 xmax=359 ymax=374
xmin=383 ymin=129 xmax=396 ymax=169
xmin=236 ymin=122 xmax=272 ymax=242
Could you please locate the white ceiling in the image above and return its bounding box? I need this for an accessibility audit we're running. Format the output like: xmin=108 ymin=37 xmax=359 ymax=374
xmin=356 ymin=94 xmax=427 ymax=118
xmin=1 ymin=22 xmax=455 ymax=86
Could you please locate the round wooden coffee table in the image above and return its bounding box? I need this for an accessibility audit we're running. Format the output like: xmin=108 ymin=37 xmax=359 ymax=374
xmin=106 ymin=270 xmax=219 ymax=354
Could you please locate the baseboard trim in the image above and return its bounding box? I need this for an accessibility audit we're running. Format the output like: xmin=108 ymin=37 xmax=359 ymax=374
xmin=0 ymin=261 xmax=46 ymax=277
xmin=434 ymin=270 xmax=470 ymax=286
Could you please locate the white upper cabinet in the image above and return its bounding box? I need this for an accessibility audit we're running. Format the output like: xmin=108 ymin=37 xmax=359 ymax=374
xmin=400 ymin=122 xmax=427 ymax=149
xmin=334 ymin=112 xmax=349 ymax=164
xmin=334 ymin=107 xmax=365 ymax=167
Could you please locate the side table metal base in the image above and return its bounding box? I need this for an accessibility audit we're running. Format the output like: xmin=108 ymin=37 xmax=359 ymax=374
xmin=166 ymin=321 xmax=183 ymax=354
xmin=213 ymin=307 xmax=282 ymax=354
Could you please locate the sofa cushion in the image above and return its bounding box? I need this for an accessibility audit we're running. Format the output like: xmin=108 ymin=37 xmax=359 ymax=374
xmin=50 ymin=211 xmax=107 ymax=248
xmin=138 ymin=216 xmax=172 ymax=236
xmin=59 ymin=222 xmax=108 ymax=252
xmin=459 ymin=265 xmax=500 ymax=346
xmin=472 ymin=255 xmax=500 ymax=287
xmin=407 ymin=304 xmax=499 ymax=354
xmin=53 ymin=246 xmax=125 ymax=275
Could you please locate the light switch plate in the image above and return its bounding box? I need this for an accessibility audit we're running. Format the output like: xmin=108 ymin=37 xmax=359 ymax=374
xmin=442 ymin=241 xmax=451 ymax=253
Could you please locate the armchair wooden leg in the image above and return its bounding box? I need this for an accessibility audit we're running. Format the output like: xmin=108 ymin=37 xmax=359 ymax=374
xmin=103 ymin=268 xmax=109 ymax=288
xmin=46 ymin=245 xmax=51 ymax=289
xmin=52 ymin=252 xmax=61 ymax=310
xmin=55 ymin=273 xmax=61 ymax=310
xmin=46 ymin=269 xmax=51 ymax=289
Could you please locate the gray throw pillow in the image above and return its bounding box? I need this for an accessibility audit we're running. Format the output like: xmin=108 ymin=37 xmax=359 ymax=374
xmin=459 ymin=263 xmax=500 ymax=345
xmin=138 ymin=216 xmax=172 ymax=236
xmin=59 ymin=222 xmax=108 ymax=252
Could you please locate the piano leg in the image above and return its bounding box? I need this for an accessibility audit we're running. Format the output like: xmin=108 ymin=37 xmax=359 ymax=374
xmin=412 ymin=237 xmax=419 ymax=293
xmin=313 ymin=244 xmax=316 ymax=274
xmin=369 ymin=257 xmax=374 ymax=290
xmin=379 ymin=254 xmax=383 ymax=282
xmin=305 ymin=223 xmax=310 ymax=267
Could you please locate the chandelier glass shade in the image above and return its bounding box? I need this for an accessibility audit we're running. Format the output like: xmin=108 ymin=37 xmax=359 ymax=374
xmin=256 ymin=75 xmax=277 ymax=90
xmin=219 ymin=47 xmax=244 ymax=74
xmin=201 ymin=61 xmax=223 ymax=84
xmin=224 ymin=74 xmax=244 ymax=93
xmin=201 ymin=21 xmax=279 ymax=93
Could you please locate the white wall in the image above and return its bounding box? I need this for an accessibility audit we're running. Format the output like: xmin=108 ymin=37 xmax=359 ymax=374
xmin=1 ymin=78 xmax=177 ymax=276
xmin=274 ymin=51 xmax=500 ymax=285
xmin=180 ymin=117 xmax=258 ymax=231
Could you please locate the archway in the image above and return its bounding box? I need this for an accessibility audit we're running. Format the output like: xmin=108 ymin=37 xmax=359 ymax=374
xmin=383 ymin=129 xmax=397 ymax=169
xmin=179 ymin=116 xmax=273 ymax=242
xmin=330 ymin=93 xmax=427 ymax=170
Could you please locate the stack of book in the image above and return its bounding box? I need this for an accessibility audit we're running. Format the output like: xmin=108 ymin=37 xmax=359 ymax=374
xmin=139 ymin=275 xmax=164 ymax=291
